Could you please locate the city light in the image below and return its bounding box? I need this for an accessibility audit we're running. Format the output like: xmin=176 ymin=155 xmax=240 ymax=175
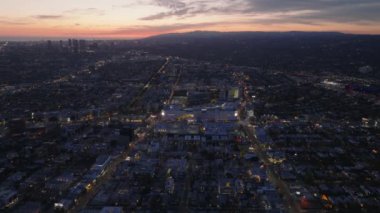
xmin=0 ymin=5 xmax=378 ymax=211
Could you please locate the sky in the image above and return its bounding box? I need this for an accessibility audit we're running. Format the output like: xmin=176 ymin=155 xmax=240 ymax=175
xmin=1 ymin=0 xmax=380 ymax=39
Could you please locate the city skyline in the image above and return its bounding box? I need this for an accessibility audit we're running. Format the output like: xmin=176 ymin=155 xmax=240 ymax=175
xmin=1 ymin=1 xmax=379 ymax=212
xmin=1 ymin=0 xmax=380 ymax=39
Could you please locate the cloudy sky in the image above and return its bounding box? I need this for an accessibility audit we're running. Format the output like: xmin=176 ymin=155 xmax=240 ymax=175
xmin=1 ymin=0 xmax=380 ymax=39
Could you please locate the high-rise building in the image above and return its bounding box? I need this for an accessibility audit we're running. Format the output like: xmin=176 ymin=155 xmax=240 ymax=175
xmin=47 ymin=40 xmax=52 ymax=49
xmin=72 ymin=39 xmax=79 ymax=53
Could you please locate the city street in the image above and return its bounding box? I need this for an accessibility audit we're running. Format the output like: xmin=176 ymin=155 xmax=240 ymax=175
xmin=69 ymin=58 xmax=171 ymax=212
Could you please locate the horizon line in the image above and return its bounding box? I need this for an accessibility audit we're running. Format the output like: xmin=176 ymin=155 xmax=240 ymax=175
xmin=1 ymin=30 xmax=380 ymax=42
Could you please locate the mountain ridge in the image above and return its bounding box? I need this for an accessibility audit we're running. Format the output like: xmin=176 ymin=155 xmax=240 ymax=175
xmin=142 ymin=30 xmax=379 ymax=41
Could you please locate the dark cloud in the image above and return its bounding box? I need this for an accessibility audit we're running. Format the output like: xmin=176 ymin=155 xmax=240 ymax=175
xmin=140 ymin=0 xmax=380 ymax=25
xmin=103 ymin=22 xmax=222 ymax=35
xmin=246 ymin=0 xmax=376 ymax=13
xmin=295 ymin=3 xmax=380 ymax=23
xmin=140 ymin=8 xmax=190 ymax=20
xmin=139 ymin=0 xmax=257 ymax=21
xmin=153 ymin=0 xmax=186 ymax=9
xmin=31 ymin=8 xmax=104 ymax=22
xmin=246 ymin=0 xmax=380 ymax=23
xmin=33 ymin=15 xmax=64 ymax=20
xmin=140 ymin=0 xmax=242 ymax=20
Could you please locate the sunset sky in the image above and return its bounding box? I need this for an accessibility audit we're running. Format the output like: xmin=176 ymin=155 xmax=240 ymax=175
xmin=1 ymin=0 xmax=380 ymax=39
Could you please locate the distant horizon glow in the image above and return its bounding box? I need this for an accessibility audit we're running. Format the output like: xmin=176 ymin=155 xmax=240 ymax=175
xmin=1 ymin=0 xmax=380 ymax=39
